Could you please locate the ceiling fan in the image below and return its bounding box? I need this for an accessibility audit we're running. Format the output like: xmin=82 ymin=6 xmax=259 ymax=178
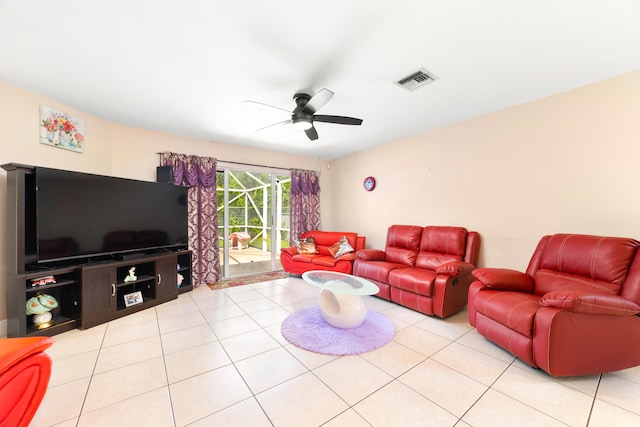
xmin=245 ymin=88 xmax=363 ymax=141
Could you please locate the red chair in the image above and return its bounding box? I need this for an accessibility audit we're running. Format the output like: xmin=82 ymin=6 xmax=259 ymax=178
xmin=0 ymin=337 xmax=54 ymax=427
xmin=468 ymin=234 xmax=640 ymax=377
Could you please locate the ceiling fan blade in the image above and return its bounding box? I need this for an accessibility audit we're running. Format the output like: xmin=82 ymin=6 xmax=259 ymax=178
xmin=305 ymin=126 xmax=319 ymax=141
xmin=255 ymin=119 xmax=292 ymax=132
xmin=314 ymin=115 xmax=363 ymax=125
xmin=243 ymin=100 xmax=291 ymax=115
xmin=304 ymin=88 xmax=334 ymax=113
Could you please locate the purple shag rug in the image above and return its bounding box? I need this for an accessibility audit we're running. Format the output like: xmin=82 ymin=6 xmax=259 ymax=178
xmin=281 ymin=305 xmax=395 ymax=356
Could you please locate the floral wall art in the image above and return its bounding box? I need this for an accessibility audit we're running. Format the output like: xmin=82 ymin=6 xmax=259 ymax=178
xmin=40 ymin=105 xmax=84 ymax=152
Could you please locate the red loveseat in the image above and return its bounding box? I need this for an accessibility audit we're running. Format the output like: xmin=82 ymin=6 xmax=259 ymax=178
xmin=0 ymin=336 xmax=54 ymax=427
xmin=468 ymin=233 xmax=640 ymax=377
xmin=353 ymin=225 xmax=481 ymax=318
xmin=280 ymin=231 xmax=366 ymax=275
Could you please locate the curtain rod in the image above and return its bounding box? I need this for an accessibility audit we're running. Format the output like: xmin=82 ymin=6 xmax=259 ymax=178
xmin=156 ymin=153 xmax=290 ymax=172
xmin=218 ymin=160 xmax=291 ymax=172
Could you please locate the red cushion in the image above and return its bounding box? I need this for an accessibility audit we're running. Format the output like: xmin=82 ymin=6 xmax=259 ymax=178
xmin=383 ymin=225 xmax=422 ymax=266
xmin=311 ymin=256 xmax=337 ymax=267
xmin=385 ymin=247 xmax=418 ymax=267
xmin=291 ymin=254 xmax=314 ymax=263
xmin=353 ymin=260 xmax=408 ymax=284
xmin=415 ymin=226 xmax=467 ymax=270
xmin=473 ymin=290 xmax=540 ymax=338
xmin=385 ymin=225 xmax=423 ymax=250
xmin=389 ymin=268 xmax=436 ymax=297
xmin=420 ymin=226 xmax=467 ymax=255
xmin=537 ymin=234 xmax=639 ymax=293
xmin=415 ymin=252 xmax=461 ymax=271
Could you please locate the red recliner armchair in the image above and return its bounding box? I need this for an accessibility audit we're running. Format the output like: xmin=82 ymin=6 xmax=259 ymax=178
xmin=468 ymin=233 xmax=640 ymax=377
xmin=354 ymin=225 xmax=481 ymax=318
xmin=0 ymin=336 xmax=54 ymax=427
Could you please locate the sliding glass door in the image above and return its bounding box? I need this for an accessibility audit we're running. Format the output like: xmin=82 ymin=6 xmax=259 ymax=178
xmin=217 ymin=166 xmax=290 ymax=278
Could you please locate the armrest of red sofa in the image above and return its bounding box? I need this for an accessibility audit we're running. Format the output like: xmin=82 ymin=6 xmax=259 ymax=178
xmin=281 ymin=246 xmax=298 ymax=257
xmin=541 ymin=290 xmax=640 ymax=315
xmin=436 ymin=261 xmax=475 ymax=277
xmin=472 ymin=268 xmax=534 ymax=293
xmin=336 ymin=252 xmax=357 ymax=262
xmin=356 ymin=249 xmax=386 ymax=262
xmin=432 ymin=262 xmax=477 ymax=318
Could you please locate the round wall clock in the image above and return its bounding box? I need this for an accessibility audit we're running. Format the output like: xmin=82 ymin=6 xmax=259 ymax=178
xmin=363 ymin=176 xmax=376 ymax=191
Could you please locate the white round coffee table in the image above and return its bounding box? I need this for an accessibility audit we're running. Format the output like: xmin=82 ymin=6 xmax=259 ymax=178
xmin=302 ymin=271 xmax=379 ymax=329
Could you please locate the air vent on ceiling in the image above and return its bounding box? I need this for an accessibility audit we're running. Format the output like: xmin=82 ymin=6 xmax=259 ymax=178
xmin=395 ymin=68 xmax=438 ymax=91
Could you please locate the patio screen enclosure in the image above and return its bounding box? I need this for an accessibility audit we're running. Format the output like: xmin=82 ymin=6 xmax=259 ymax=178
xmin=217 ymin=167 xmax=290 ymax=278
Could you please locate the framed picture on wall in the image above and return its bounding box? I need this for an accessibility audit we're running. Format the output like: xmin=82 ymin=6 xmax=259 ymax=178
xmin=39 ymin=105 xmax=84 ymax=153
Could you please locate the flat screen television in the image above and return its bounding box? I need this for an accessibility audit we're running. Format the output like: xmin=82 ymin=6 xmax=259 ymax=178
xmin=32 ymin=166 xmax=188 ymax=264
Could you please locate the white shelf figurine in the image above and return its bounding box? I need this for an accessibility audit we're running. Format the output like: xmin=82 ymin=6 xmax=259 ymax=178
xmin=124 ymin=267 xmax=137 ymax=282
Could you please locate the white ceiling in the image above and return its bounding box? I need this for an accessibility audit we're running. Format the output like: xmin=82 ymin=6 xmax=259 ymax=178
xmin=2 ymin=1 xmax=640 ymax=160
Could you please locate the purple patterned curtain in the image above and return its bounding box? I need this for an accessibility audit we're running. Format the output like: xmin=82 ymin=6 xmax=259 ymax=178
xmin=161 ymin=152 xmax=219 ymax=286
xmin=289 ymin=168 xmax=321 ymax=244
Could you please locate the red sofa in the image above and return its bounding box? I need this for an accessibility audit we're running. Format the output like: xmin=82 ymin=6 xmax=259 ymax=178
xmin=353 ymin=225 xmax=481 ymax=318
xmin=280 ymin=231 xmax=366 ymax=275
xmin=468 ymin=233 xmax=640 ymax=377
xmin=0 ymin=336 xmax=54 ymax=427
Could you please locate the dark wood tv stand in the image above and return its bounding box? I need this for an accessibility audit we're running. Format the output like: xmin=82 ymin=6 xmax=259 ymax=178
xmin=3 ymin=163 xmax=193 ymax=338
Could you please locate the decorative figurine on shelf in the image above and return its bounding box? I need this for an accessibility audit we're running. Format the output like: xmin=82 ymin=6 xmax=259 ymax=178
xmin=26 ymin=293 xmax=59 ymax=329
xmin=124 ymin=267 xmax=137 ymax=282
xmin=177 ymin=273 xmax=184 ymax=288
xmin=31 ymin=275 xmax=56 ymax=287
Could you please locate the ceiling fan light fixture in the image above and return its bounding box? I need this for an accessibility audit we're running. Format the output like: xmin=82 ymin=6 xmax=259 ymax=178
xmin=248 ymin=88 xmax=362 ymax=141
xmin=292 ymin=117 xmax=313 ymax=130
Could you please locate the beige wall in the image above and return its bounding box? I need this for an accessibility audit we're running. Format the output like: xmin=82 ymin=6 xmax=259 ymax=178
xmin=0 ymin=81 xmax=329 ymax=333
xmin=330 ymin=70 xmax=640 ymax=270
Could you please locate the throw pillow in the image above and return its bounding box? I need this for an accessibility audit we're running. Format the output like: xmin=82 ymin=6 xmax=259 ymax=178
xmin=328 ymin=236 xmax=355 ymax=258
xmin=296 ymin=237 xmax=318 ymax=254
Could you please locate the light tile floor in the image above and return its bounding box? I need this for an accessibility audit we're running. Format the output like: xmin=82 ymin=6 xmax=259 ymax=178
xmin=31 ymin=276 xmax=640 ymax=427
